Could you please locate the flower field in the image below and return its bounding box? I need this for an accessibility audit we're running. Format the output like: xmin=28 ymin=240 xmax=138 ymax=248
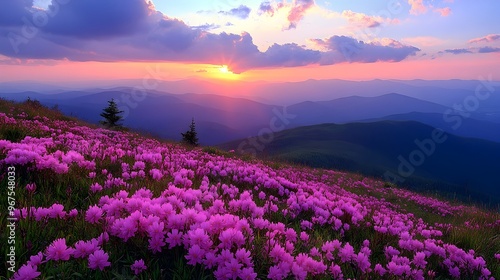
xmin=1 ymin=100 xmax=499 ymax=279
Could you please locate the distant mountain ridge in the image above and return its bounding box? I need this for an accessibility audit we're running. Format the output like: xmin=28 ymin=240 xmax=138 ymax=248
xmin=361 ymin=112 xmax=500 ymax=143
xmin=287 ymin=93 xmax=452 ymax=125
xmin=0 ymin=86 xmax=499 ymax=145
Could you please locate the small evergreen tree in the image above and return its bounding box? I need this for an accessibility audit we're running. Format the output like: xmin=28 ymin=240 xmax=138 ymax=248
xmin=100 ymin=99 xmax=124 ymax=128
xmin=181 ymin=118 xmax=199 ymax=146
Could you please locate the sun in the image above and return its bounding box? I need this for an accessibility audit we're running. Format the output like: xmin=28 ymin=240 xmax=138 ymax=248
xmin=211 ymin=65 xmax=239 ymax=80
xmin=219 ymin=65 xmax=230 ymax=74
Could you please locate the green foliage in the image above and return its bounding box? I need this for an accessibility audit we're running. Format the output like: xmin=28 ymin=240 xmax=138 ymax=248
xmin=181 ymin=118 xmax=199 ymax=146
xmin=202 ymin=146 xmax=220 ymax=155
xmin=100 ymin=99 xmax=124 ymax=128
xmin=0 ymin=126 xmax=26 ymax=142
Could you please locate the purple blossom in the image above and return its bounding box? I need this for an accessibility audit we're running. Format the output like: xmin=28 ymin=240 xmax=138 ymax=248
xmin=131 ymin=259 xmax=147 ymax=275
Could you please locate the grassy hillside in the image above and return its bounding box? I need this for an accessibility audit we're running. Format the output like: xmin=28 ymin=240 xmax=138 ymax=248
xmin=1 ymin=99 xmax=499 ymax=279
xmin=360 ymin=112 xmax=500 ymax=143
xmin=221 ymin=121 xmax=500 ymax=207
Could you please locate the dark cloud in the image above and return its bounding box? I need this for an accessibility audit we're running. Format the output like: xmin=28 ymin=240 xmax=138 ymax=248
xmin=258 ymin=1 xmax=275 ymax=16
xmin=439 ymin=47 xmax=500 ymax=55
xmin=0 ymin=0 xmax=33 ymax=27
xmin=0 ymin=1 xmax=420 ymax=73
xmin=43 ymin=0 xmax=153 ymax=38
xmin=313 ymin=36 xmax=420 ymax=63
xmin=219 ymin=5 xmax=251 ymax=19
xmin=477 ymin=46 xmax=500 ymax=53
xmin=191 ymin=23 xmax=221 ymax=31
xmin=444 ymin=49 xmax=473 ymax=54
xmin=232 ymin=43 xmax=322 ymax=73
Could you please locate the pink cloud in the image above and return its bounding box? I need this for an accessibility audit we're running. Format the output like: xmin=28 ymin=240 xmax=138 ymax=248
xmin=258 ymin=0 xmax=315 ymax=30
xmin=408 ymin=0 xmax=427 ymax=15
xmin=434 ymin=7 xmax=451 ymax=17
xmin=402 ymin=37 xmax=445 ymax=47
xmin=286 ymin=0 xmax=315 ymax=29
xmin=468 ymin=34 xmax=500 ymax=44
xmin=342 ymin=10 xmax=399 ymax=28
xmin=312 ymin=36 xmax=420 ymax=64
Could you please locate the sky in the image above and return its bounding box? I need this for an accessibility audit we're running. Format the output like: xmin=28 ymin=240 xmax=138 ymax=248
xmin=0 ymin=0 xmax=499 ymax=83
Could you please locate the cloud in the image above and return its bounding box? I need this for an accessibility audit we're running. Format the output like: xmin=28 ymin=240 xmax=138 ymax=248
xmin=191 ymin=23 xmax=221 ymax=31
xmin=342 ymin=10 xmax=381 ymax=28
xmin=440 ymin=46 xmax=500 ymax=55
xmin=286 ymin=0 xmax=315 ymax=29
xmin=43 ymin=0 xmax=154 ymax=39
xmin=312 ymin=36 xmax=420 ymax=63
xmin=219 ymin=5 xmax=251 ymax=19
xmin=434 ymin=7 xmax=451 ymax=17
xmin=0 ymin=1 xmax=420 ymax=73
xmin=244 ymin=43 xmax=321 ymax=71
xmin=408 ymin=0 xmax=452 ymax=17
xmin=408 ymin=0 xmax=427 ymax=15
xmin=402 ymin=36 xmax=444 ymax=47
xmin=477 ymin=46 xmax=500 ymax=53
xmin=258 ymin=0 xmax=315 ymax=30
xmin=341 ymin=10 xmax=399 ymax=29
xmin=443 ymin=49 xmax=473 ymax=54
xmin=258 ymin=1 xmax=275 ymax=16
xmin=0 ymin=0 xmax=33 ymax=27
xmin=468 ymin=34 xmax=500 ymax=44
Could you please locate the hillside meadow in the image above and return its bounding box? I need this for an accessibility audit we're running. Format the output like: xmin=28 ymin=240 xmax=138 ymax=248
xmin=0 ymin=99 xmax=499 ymax=279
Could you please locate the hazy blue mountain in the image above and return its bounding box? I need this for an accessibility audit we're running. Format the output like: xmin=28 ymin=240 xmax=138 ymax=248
xmin=0 ymin=90 xmax=277 ymax=145
xmin=361 ymin=112 xmax=500 ymax=143
xmin=0 ymin=82 xmax=498 ymax=144
xmin=3 ymin=79 xmax=499 ymax=107
xmin=288 ymin=93 xmax=451 ymax=125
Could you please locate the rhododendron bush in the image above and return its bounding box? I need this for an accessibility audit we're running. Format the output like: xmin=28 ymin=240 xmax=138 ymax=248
xmin=1 ymin=102 xmax=499 ymax=279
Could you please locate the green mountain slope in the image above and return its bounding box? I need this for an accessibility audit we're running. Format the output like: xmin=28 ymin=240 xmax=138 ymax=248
xmin=221 ymin=121 xmax=500 ymax=206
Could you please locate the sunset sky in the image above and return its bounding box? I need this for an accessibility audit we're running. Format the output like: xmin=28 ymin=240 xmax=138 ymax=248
xmin=0 ymin=0 xmax=499 ymax=83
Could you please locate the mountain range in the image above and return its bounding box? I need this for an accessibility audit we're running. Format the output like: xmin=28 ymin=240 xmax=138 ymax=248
xmin=1 ymin=79 xmax=499 ymax=145
xmin=221 ymin=121 xmax=500 ymax=206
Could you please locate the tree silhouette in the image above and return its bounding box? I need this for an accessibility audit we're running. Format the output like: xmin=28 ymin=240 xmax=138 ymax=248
xmin=100 ymin=99 xmax=124 ymax=128
xmin=181 ymin=118 xmax=199 ymax=146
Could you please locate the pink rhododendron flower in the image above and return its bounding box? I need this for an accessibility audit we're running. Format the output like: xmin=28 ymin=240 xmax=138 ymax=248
xmin=48 ymin=203 xmax=65 ymax=219
xmin=88 ymin=249 xmax=111 ymax=270
xmin=12 ymin=264 xmax=41 ymax=280
xmin=185 ymin=245 xmax=205 ymax=265
xmin=90 ymin=182 xmax=103 ymax=193
xmin=73 ymin=240 xmax=98 ymax=258
xmin=25 ymin=183 xmax=36 ymax=193
xmin=27 ymin=252 xmax=44 ymax=267
xmin=85 ymin=205 xmax=103 ymax=224
xmin=299 ymin=231 xmax=309 ymax=242
xmin=131 ymin=259 xmax=147 ymax=275
xmin=45 ymin=238 xmax=74 ymax=261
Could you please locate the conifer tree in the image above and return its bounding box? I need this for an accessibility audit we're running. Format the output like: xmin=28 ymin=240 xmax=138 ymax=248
xmin=181 ymin=118 xmax=199 ymax=146
xmin=100 ymin=99 xmax=124 ymax=128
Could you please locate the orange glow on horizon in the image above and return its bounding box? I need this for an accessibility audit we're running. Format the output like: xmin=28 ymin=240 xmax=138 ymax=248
xmin=0 ymin=54 xmax=499 ymax=85
xmin=204 ymin=64 xmax=240 ymax=81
